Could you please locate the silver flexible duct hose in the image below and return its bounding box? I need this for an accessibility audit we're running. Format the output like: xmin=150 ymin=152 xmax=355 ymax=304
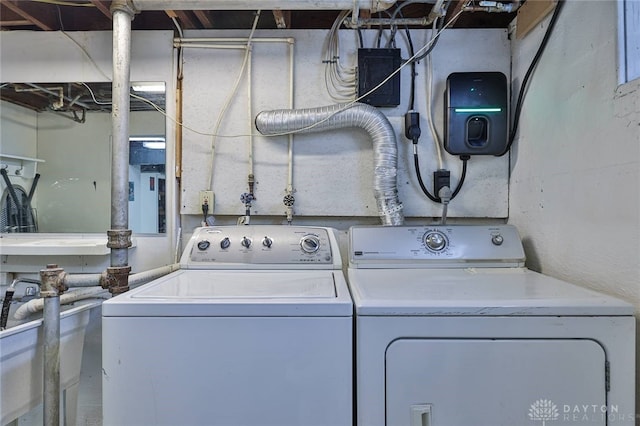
xmin=255 ymin=103 xmax=404 ymax=226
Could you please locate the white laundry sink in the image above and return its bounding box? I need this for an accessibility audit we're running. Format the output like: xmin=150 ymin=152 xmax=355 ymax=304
xmin=0 ymin=235 xmax=110 ymax=256
xmin=0 ymin=298 xmax=101 ymax=425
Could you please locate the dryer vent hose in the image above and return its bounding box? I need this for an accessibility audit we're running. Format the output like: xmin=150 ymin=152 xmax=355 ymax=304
xmin=255 ymin=103 xmax=404 ymax=226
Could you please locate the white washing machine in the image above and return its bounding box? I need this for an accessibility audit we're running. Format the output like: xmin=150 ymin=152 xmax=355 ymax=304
xmin=102 ymin=225 xmax=352 ymax=426
xmin=348 ymin=225 xmax=635 ymax=426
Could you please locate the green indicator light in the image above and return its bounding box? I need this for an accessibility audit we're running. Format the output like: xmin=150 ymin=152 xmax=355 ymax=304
xmin=454 ymin=107 xmax=502 ymax=113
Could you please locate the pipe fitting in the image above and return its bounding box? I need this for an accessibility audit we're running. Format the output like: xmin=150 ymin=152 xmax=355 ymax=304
xmin=110 ymin=0 xmax=137 ymax=16
xmin=107 ymin=229 xmax=133 ymax=249
xmin=102 ymin=266 xmax=132 ymax=295
xmin=39 ymin=264 xmax=68 ymax=298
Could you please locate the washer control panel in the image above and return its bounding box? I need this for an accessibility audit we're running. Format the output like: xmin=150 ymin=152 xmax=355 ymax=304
xmin=182 ymin=226 xmax=339 ymax=269
xmin=349 ymin=225 xmax=525 ymax=268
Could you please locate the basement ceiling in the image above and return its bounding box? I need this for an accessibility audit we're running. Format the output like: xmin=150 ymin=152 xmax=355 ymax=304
xmin=0 ymin=0 xmax=519 ymax=114
xmin=0 ymin=1 xmax=517 ymax=32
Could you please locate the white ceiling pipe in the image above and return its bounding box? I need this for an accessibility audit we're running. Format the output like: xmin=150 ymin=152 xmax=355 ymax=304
xmin=130 ymin=0 xmax=397 ymax=12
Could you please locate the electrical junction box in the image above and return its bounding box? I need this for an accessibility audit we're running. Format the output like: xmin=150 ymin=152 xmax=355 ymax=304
xmin=444 ymin=72 xmax=508 ymax=155
xmin=357 ymin=48 xmax=401 ymax=107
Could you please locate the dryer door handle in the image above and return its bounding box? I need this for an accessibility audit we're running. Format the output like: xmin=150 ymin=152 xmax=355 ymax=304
xmin=410 ymin=404 xmax=432 ymax=426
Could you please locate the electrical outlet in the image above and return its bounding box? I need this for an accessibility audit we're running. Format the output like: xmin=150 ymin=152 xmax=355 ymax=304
xmin=199 ymin=190 xmax=214 ymax=213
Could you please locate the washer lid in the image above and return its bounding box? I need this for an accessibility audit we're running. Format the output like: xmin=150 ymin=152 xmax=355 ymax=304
xmin=102 ymin=270 xmax=352 ymax=317
xmin=348 ymin=267 xmax=634 ymax=316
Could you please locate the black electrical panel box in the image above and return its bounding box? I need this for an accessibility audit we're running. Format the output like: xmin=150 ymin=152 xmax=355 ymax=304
xmin=357 ymin=48 xmax=401 ymax=107
xmin=444 ymin=72 xmax=508 ymax=155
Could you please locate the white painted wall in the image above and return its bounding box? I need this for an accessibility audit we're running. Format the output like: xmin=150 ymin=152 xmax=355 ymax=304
xmin=509 ymin=0 xmax=640 ymax=407
xmin=180 ymin=28 xmax=511 ymax=220
xmin=0 ymin=31 xmax=177 ymax=272
xmin=0 ymin=100 xmax=37 ymax=158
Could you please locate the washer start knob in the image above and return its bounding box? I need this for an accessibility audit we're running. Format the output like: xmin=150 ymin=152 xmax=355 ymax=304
xmin=300 ymin=235 xmax=320 ymax=254
xmin=423 ymin=231 xmax=447 ymax=252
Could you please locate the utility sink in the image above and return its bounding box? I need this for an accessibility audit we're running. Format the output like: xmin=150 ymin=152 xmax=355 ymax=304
xmin=0 ymin=299 xmax=101 ymax=425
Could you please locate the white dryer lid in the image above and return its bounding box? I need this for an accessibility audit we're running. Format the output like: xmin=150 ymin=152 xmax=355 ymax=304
xmin=102 ymin=270 xmax=352 ymax=317
xmin=347 ymin=267 xmax=634 ymax=316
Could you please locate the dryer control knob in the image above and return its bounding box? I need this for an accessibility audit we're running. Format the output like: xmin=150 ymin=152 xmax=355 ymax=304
xmin=262 ymin=237 xmax=273 ymax=248
xmin=424 ymin=231 xmax=447 ymax=252
xmin=241 ymin=237 xmax=252 ymax=248
xmin=492 ymin=234 xmax=504 ymax=246
xmin=197 ymin=240 xmax=210 ymax=251
xmin=220 ymin=237 xmax=231 ymax=249
xmin=300 ymin=235 xmax=320 ymax=254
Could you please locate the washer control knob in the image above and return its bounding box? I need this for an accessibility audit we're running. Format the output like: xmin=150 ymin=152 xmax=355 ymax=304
xmin=300 ymin=235 xmax=320 ymax=254
xmin=220 ymin=237 xmax=231 ymax=249
xmin=197 ymin=240 xmax=210 ymax=251
xmin=424 ymin=231 xmax=447 ymax=252
xmin=262 ymin=236 xmax=273 ymax=248
xmin=492 ymin=234 xmax=504 ymax=246
xmin=241 ymin=237 xmax=252 ymax=248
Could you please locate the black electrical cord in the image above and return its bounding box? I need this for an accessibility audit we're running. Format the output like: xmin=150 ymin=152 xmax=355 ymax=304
xmin=451 ymin=156 xmax=468 ymax=199
xmin=414 ymin=151 xmax=468 ymax=203
xmin=392 ymin=8 xmax=417 ymax=110
xmin=499 ymin=0 xmax=565 ymax=156
xmin=414 ymin=152 xmax=440 ymax=203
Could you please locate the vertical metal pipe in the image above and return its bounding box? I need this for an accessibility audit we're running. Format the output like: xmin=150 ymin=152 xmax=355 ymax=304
xmin=110 ymin=1 xmax=135 ymax=268
xmin=43 ymin=296 xmax=60 ymax=426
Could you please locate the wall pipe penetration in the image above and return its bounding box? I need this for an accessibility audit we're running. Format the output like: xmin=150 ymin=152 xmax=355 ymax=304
xmin=255 ymin=103 xmax=404 ymax=226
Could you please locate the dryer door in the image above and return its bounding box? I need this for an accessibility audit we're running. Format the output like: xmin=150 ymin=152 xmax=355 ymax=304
xmin=386 ymin=339 xmax=607 ymax=426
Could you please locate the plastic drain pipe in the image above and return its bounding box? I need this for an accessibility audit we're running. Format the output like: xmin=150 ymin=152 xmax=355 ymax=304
xmin=255 ymin=103 xmax=404 ymax=226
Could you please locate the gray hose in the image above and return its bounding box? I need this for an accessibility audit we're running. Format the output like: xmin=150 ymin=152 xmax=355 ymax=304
xmin=13 ymin=287 xmax=108 ymax=320
xmin=255 ymin=103 xmax=404 ymax=225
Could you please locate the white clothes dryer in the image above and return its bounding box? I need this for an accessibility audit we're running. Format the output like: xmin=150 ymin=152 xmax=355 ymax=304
xmin=348 ymin=225 xmax=635 ymax=426
xmin=102 ymin=226 xmax=352 ymax=426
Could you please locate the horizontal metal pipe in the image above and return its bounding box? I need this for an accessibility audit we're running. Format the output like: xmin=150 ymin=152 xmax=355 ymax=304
xmin=62 ymin=263 xmax=181 ymax=288
xmin=343 ymin=17 xmax=432 ymax=27
xmin=20 ymin=83 xmax=93 ymax=110
xmin=173 ymin=43 xmax=248 ymax=50
xmin=175 ymin=37 xmax=294 ymax=44
xmin=132 ymin=0 xmax=396 ymax=12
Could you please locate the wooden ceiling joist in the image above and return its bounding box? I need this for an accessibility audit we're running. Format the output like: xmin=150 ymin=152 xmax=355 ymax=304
xmin=193 ymin=10 xmax=214 ymax=28
xmin=89 ymin=0 xmax=112 ymax=20
xmin=1 ymin=0 xmax=58 ymax=31
xmin=165 ymin=9 xmax=200 ymax=29
xmin=272 ymin=10 xmax=291 ymax=29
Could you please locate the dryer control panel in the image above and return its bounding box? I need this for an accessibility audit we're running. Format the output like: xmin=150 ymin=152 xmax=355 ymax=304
xmin=349 ymin=225 xmax=525 ymax=268
xmin=181 ymin=226 xmax=340 ymax=270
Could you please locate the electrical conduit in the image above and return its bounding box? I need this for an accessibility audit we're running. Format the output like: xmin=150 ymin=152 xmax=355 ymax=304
xmin=255 ymin=103 xmax=404 ymax=226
